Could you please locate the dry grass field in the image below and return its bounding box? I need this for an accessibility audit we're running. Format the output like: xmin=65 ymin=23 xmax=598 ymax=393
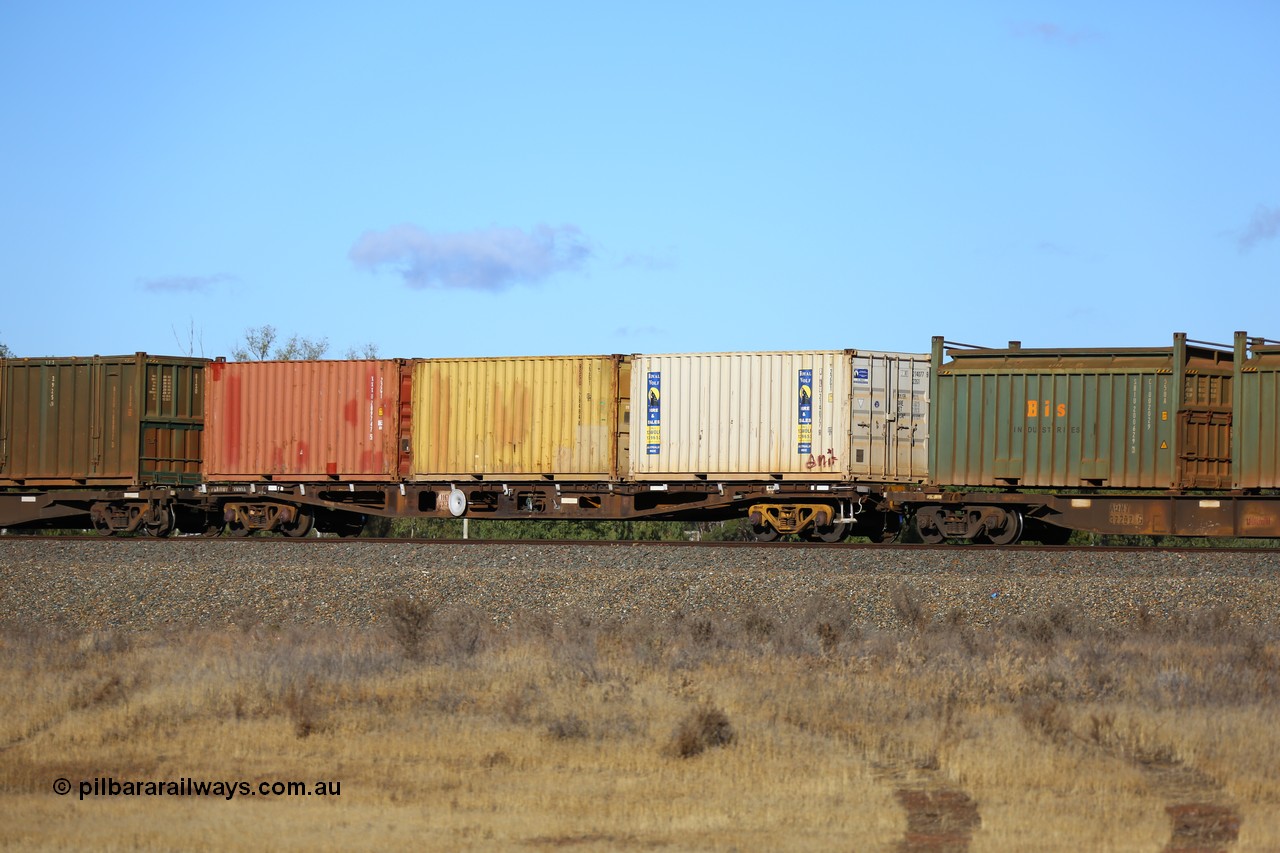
xmin=1 ymin=589 xmax=1277 ymax=851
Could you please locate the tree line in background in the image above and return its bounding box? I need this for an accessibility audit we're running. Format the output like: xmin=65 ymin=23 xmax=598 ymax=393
xmin=230 ymin=324 xmax=379 ymax=361
xmin=0 ymin=326 xmax=377 ymax=361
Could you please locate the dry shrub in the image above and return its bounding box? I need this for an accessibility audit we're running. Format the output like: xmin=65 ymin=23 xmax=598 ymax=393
xmin=667 ymin=705 xmax=736 ymax=758
xmin=282 ymin=676 xmax=325 ymax=739
xmin=891 ymin=584 xmax=931 ymax=630
xmin=546 ymin=713 xmax=589 ymax=741
xmin=1016 ymin=696 xmax=1074 ymax=745
xmin=436 ymin=605 xmax=488 ymax=662
xmin=741 ymin=608 xmax=776 ymax=644
xmin=499 ymin=682 xmax=540 ymax=723
xmin=386 ymin=596 xmax=434 ymax=661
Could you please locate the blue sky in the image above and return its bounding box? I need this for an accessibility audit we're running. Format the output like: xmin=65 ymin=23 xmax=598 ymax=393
xmin=2 ymin=2 xmax=1277 ymax=360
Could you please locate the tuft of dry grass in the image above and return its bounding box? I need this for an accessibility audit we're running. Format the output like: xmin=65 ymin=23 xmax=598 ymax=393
xmin=666 ymin=705 xmax=736 ymax=758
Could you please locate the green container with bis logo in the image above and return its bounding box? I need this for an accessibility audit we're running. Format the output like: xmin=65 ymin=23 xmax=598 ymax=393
xmin=928 ymin=334 xmax=1233 ymax=491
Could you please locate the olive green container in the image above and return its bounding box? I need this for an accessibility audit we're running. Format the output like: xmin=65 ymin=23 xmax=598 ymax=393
xmin=929 ymin=334 xmax=1233 ymax=490
xmin=0 ymin=354 xmax=205 ymax=486
xmin=1234 ymin=331 xmax=1280 ymax=490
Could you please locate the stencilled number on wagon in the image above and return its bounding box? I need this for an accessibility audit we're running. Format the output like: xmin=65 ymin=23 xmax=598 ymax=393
xmin=1108 ymin=503 xmax=1144 ymax=527
xmin=1026 ymin=401 xmax=1067 ymax=418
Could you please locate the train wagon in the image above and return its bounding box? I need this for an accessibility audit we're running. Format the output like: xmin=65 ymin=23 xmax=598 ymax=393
xmin=889 ymin=333 xmax=1280 ymax=542
xmin=0 ymin=353 xmax=205 ymax=533
xmin=201 ymin=359 xmax=408 ymax=536
xmin=626 ymin=349 xmax=929 ymax=541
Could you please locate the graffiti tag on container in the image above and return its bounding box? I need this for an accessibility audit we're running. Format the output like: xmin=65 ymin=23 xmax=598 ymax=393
xmin=806 ymin=449 xmax=840 ymax=470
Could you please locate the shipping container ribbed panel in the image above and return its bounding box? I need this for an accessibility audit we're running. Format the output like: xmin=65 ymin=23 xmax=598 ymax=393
xmin=629 ymin=350 xmax=930 ymax=482
xmin=930 ymin=335 xmax=1233 ymax=490
xmin=1235 ymin=332 xmax=1280 ymax=489
xmin=0 ymin=354 xmax=205 ymax=486
xmin=410 ymin=356 xmax=626 ymax=479
xmin=203 ymin=360 xmax=404 ymax=481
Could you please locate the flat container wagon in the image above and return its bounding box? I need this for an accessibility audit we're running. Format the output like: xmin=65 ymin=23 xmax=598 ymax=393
xmin=203 ymin=359 xmax=406 ymax=482
xmin=629 ymin=350 xmax=929 ymax=482
xmin=929 ymin=334 xmax=1234 ymax=491
xmin=410 ymin=355 xmax=629 ymax=480
xmin=0 ymin=353 xmax=205 ymax=486
xmin=1235 ymin=331 xmax=1280 ymax=490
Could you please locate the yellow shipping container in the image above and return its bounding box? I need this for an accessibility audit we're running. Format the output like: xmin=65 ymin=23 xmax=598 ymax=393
xmin=410 ymin=355 xmax=630 ymax=479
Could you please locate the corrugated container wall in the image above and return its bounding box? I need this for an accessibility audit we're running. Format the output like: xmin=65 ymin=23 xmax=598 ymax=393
xmin=930 ymin=334 xmax=1234 ymax=490
xmin=203 ymin=360 xmax=404 ymax=481
xmin=1235 ymin=332 xmax=1280 ymax=489
xmin=629 ymin=350 xmax=930 ymax=481
xmin=410 ymin=356 xmax=627 ymax=479
xmin=0 ymin=354 xmax=205 ymax=485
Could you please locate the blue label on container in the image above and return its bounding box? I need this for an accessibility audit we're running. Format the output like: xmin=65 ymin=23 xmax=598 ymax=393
xmin=798 ymin=368 xmax=812 ymax=454
xmin=646 ymin=371 xmax=661 ymax=455
xmin=854 ymin=367 xmax=869 ymax=384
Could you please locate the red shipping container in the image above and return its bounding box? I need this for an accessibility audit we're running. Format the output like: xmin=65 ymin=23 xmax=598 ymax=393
xmin=204 ymin=360 xmax=405 ymax=481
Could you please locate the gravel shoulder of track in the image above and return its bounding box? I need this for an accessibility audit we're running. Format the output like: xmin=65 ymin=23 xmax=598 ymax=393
xmin=2 ymin=540 xmax=1278 ymax=632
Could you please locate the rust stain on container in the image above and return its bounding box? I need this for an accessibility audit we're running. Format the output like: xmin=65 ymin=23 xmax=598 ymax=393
xmin=410 ymin=355 xmax=626 ymax=479
xmin=203 ymin=359 xmax=403 ymax=481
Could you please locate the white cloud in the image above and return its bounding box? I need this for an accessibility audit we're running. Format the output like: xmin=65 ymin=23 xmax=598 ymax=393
xmin=350 ymin=223 xmax=592 ymax=291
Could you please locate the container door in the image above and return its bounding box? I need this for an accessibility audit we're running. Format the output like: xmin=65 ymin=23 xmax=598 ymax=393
xmin=1177 ymin=408 xmax=1232 ymax=488
xmin=893 ymin=354 xmax=931 ymax=481
xmin=615 ymin=359 xmax=631 ymax=478
xmin=1176 ymin=372 xmax=1232 ymax=489
xmin=849 ymin=353 xmax=930 ymax=482
xmin=850 ymin=355 xmax=894 ymax=479
xmin=398 ymin=361 xmax=414 ymax=479
xmin=140 ymin=360 xmax=204 ymax=485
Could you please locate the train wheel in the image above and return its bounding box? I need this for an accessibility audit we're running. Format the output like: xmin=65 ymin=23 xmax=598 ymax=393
xmin=227 ymin=521 xmax=252 ymax=537
xmin=809 ymin=521 xmax=849 ymax=543
xmin=915 ymin=508 xmax=946 ymax=544
xmin=752 ymin=524 xmax=780 ymax=542
xmin=142 ymin=506 xmax=175 ymax=538
xmin=335 ymin=516 xmax=367 ymax=538
xmin=982 ymin=510 xmax=1023 ymax=546
xmin=281 ymin=510 xmax=314 ymax=538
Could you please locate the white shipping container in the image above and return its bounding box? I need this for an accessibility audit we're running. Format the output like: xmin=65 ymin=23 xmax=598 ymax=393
xmin=630 ymin=350 xmax=928 ymax=482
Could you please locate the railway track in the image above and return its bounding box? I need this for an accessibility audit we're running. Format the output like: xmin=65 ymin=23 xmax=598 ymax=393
xmin=2 ymin=533 xmax=1279 ymax=555
xmin=3 ymin=535 xmax=1279 ymax=634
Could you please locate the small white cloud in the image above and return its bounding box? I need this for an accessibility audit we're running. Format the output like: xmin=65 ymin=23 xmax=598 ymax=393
xmin=139 ymin=273 xmax=236 ymax=293
xmin=350 ymin=223 xmax=592 ymax=291
xmin=1011 ymin=22 xmax=1100 ymax=46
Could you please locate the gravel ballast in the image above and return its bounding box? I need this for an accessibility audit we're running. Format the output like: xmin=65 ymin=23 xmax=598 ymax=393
xmin=2 ymin=540 xmax=1279 ymax=632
